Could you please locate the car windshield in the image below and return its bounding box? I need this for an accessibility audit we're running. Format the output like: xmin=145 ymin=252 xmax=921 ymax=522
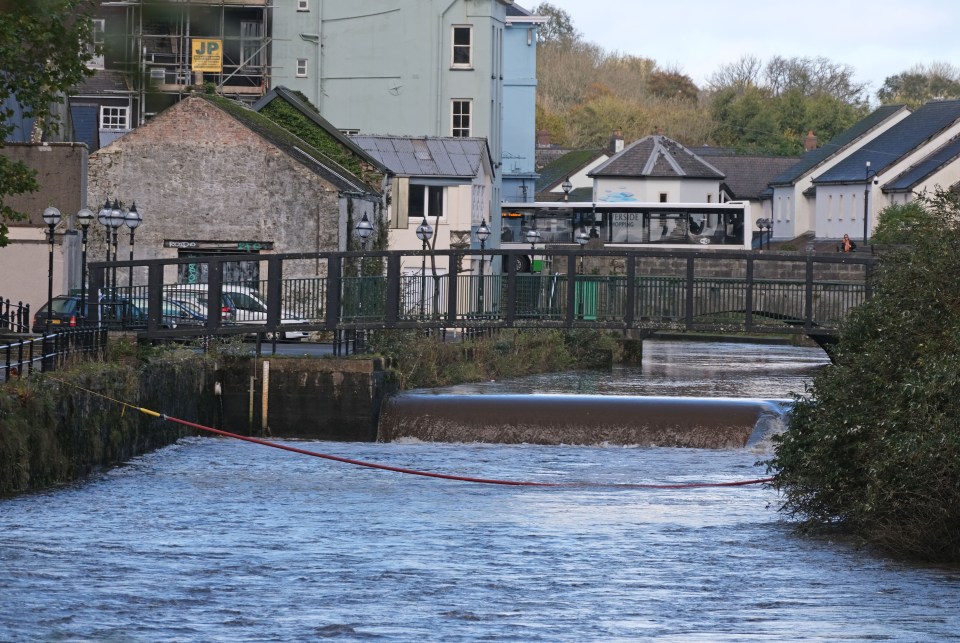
xmin=48 ymin=298 xmax=79 ymax=314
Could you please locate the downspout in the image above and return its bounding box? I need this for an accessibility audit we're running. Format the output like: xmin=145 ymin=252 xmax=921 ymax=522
xmin=437 ymin=1 xmax=457 ymax=135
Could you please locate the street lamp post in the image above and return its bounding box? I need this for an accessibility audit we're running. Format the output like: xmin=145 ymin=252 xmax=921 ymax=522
xmin=576 ymin=224 xmax=590 ymax=273
xmin=863 ymin=161 xmax=872 ymax=245
xmin=97 ymin=199 xmax=113 ymax=287
xmin=124 ymin=202 xmax=142 ymax=290
xmin=415 ymin=215 xmax=433 ymax=318
xmin=589 ymin=204 xmax=599 ymax=238
xmin=561 ymin=177 xmax=572 ymax=202
xmin=355 ymin=212 xmax=374 ymax=253
xmin=42 ymin=206 xmax=62 ymax=332
xmin=76 ymin=207 xmax=94 ymax=320
xmin=525 ymin=219 xmax=541 ymax=272
xmin=755 ymin=218 xmax=773 ymax=250
xmin=108 ymin=200 xmax=125 ymax=295
xmin=353 ymin=211 xmax=375 ymax=348
xmin=475 ymin=218 xmax=491 ymax=313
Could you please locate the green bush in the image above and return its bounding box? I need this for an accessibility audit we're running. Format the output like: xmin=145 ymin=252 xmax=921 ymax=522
xmin=766 ymin=189 xmax=960 ymax=562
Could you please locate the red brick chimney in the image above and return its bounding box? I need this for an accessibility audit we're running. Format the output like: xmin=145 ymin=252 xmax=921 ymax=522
xmin=804 ymin=130 xmax=817 ymax=151
xmin=609 ymin=128 xmax=624 ymax=154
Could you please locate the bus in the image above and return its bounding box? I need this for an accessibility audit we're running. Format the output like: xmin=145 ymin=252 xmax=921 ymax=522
xmin=500 ymin=200 xmax=749 ymax=269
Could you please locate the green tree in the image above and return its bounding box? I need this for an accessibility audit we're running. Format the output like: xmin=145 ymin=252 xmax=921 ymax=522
xmin=0 ymin=0 xmax=96 ymax=246
xmin=767 ymin=189 xmax=960 ymax=562
xmin=878 ymin=62 xmax=960 ymax=108
xmin=531 ymin=3 xmax=580 ymax=44
xmin=871 ymin=201 xmax=933 ymax=244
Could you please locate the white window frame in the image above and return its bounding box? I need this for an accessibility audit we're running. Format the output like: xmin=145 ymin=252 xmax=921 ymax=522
xmin=409 ymin=184 xmax=446 ymax=221
xmin=451 ymin=99 xmax=472 ymax=138
xmin=451 ymin=25 xmax=473 ymax=69
xmin=296 ymin=58 xmax=308 ymax=78
xmin=99 ymin=106 xmax=130 ymax=130
xmin=297 ymin=0 xmax=309 ymax=10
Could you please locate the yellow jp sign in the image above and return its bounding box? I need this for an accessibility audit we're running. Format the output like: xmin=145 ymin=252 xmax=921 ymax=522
xmin=192 ymin=39 xmax=222 ymax=72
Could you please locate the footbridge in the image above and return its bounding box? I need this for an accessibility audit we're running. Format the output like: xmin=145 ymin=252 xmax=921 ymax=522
xmin=86 ymin=247 xmax=873 ymax=346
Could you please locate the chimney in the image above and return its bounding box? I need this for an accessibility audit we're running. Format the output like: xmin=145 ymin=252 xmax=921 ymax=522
xmin=804 ymin=130 xmax=817 ymax=151
xmin=537 ymin=129 xmax=551 ymax=147
xmin=609 ymin=128 xmax=624 ymax=154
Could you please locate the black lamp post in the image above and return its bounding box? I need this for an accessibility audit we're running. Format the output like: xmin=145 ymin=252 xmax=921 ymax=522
xmin=589 ymin=203 xmax=599 ymax=238
xmin=124 ymin=202 xmax=142 ymax=290
xmin=42 ymin=206 xmax=62 ymax=332
xmin=97 ymin=199 xmax=113 ymax=282
xmin=475 ymin=217 xmax=491 ymax=313
xmin=525 ymin=219 xmax=541 ymax=273
xmin=415 ymin=215 xmax=433 ymax=317
xmin=863 ymin=161 xmax=872 ymax=244
xmin=576 ymin=223 xmax=590 ymax=274
xmin=108 ymin=200 xmax=125 ymax=294
xmin=76 ymin=206 xmax=94 ymax=320
xmin=756 ymin=217 xmax=772 ymax=250
xmin=561 ymin=177 xmax=572 ymax=202
xmin=355 ymin=212 xmax=374 ymax=253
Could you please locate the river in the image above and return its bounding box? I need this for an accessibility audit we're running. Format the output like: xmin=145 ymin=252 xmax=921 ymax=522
xmin=1 ymin=340 xmax=958 ymax=641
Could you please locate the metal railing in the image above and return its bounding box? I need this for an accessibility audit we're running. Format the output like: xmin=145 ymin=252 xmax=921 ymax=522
xmin=84 ymin=248 xmax=874 ymax=340
xmin=2 ymin=327 xmax=107 ymax=382
xmin=0 ymin=297 xmax=30 ymax=333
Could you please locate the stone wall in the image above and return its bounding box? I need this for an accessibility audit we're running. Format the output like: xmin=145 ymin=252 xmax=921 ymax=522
xmin=86 ymin=96 xmax=343 ymax=281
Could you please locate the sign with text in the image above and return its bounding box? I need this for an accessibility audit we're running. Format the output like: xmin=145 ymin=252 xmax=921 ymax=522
xmin=192 ymin=39 xmax=222 ymax=72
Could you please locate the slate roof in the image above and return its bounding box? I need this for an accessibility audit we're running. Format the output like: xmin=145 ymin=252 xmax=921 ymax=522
xmin=202 ymin=95 xmax=379 ymax=196
xmin=535 ymin=148 xmax=604 ymax=193
xmin=350 ymin=135 xmax=490 ymax=179
xmin=72 ymin=69 xmax=132 ymax=95
xmin=884 ymin=135 xmax=960 ymax=192
xmin=768 ymin=104 xmax=908 ymax=187
xmin=707 ymin=154 xmax=802 ymax=200
xmin=589 ymin=135 xmax=724 ymax=179
xmin=813 ymin=100 xmax=960 ymax=184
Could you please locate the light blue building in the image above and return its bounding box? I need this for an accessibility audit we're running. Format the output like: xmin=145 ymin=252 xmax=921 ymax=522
xmin=502 ymin=5 xmax=545 ymax=205
xmin=269 ymin=0 xmax=541 ymax=249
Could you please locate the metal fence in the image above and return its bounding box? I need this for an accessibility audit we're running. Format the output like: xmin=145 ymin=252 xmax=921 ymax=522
xmin=0 ymin=297 xmax=30 ymax=333
xmin=2 ymin=327 xmax=108 ymax=382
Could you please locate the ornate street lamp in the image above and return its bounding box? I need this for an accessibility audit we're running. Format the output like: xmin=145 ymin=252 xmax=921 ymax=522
xmin=576 ymin=223 xmax=590 ymax=274
xmin=42 ymin=206 xmax=62 ymax=332
xmin=355 ymin=212 xmax=374 ymax=252
xmin=525 ymin=219 xmax=541 ymax=273
xmin=415 ymin=216 xmax=433 ymax=317
xmin=755 ymin=218 xmax=773 ymax=250
xmin=561 ymin=177 xmax=572 ymax=202
xmin=76 ymin=207 xmax=94 ymax=320
xmin=124 ymin=202 xmax=142 ymax=290
xmin=475 ymin=218 xmax=491 ymax=313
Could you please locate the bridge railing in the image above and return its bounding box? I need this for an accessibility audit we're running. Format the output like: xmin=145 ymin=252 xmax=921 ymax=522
xmin=84 ymin=248 xmax=873 ymax=339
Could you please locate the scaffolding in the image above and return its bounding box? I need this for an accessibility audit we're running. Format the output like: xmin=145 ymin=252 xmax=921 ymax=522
xmin=101 ymin=0 xmax=272 ymax=122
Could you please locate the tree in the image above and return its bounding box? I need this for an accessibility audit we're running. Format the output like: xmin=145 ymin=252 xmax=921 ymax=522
xmin=870 ymin=200 xmax=933 ymax=245
xmin=878 ymin=62 xmax=960 ymax=108
xmin=767 ymin=189 xmax=960 ymax=562
xmin=531 ymin=3 xmax=580 ymax=44
xmin=0 ymin=0 xmax=96 ymax=246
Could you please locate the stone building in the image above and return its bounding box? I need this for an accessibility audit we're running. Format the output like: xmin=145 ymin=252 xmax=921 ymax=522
xmin=87 ymin=93 xmax=380 ymax=286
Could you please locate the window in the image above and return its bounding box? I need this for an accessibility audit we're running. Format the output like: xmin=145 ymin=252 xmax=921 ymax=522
xmin=452 ymin=100 xmax=471 ymax=137
xmin=409 ymin=185 xmax=445 ymax=219
xmin=659 ymin=193 xmax=668 ymax=203
xmin=452 ymin=26 xmax=472 ymax=68
xmin=297 ymin=0 xmax=309 ymax=10
xmin=100 ymin=106 xmax=129 ymax=130
xmin=88 ymin=19 xmax=105 ymax=69
xmin=296 ymin=59 xmax=308 ymax=78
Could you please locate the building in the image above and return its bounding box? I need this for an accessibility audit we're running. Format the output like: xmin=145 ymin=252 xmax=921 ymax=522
xmin=86 ymin=94 xmax=380 ymax=286
xmin=767 ymin=105 xmax=910 ymax=240
xmin=811 ymin=99 xmax=960 ymax=241
xmin=349 ymin=134 xmax=494 ymax=277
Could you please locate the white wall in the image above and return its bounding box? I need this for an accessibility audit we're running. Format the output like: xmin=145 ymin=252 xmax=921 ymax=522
xmin=593 ymin=177 xmax=719 ymax=203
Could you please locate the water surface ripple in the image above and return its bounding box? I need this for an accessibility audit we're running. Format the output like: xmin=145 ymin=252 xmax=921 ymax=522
xmin=1 ymin=341 xmax=958 ymax=641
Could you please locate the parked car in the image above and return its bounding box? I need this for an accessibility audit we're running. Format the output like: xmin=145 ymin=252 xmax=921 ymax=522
xmin=163 ymin=283 xmax=309 ymax=340
xmin=32 ymin=296 xmax=201 ymax=333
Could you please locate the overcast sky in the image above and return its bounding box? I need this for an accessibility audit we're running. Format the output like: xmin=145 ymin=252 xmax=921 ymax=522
xmin=546 ymin=0 xmax=960 ymax=98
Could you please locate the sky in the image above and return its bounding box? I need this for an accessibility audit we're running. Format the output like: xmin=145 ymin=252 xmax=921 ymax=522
xmin=546 ymin=0 xmax=960 ymax=99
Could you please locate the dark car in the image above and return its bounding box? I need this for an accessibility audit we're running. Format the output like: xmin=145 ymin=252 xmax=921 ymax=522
xmin=32 ymin=296 xmax=187 ymax=333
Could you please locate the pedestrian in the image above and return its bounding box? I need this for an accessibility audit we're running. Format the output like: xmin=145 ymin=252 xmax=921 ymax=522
xmin=838 ymin=234 xmax=857 ymax=253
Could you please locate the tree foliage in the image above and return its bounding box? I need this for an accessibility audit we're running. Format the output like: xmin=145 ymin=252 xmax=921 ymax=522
xmin=878 ymin=62 xmax=960 ymax=108
xmin=531 ymin=3 xmax=580 ymax=44
xmin=870 ymin=200 xmax=933 ymax=244
xmin=767 ymin=189 xmax=960 ymax=562
xmin=0 ymin=0 xmax=96 ymax=246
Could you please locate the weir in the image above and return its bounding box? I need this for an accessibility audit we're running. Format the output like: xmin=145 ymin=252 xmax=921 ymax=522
xmin=378 ymin=394 xmax=789 ymax=449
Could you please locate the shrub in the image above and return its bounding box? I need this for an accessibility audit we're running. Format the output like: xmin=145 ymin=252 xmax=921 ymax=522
xmin=766 ymin=189 xmax=960 ymax=562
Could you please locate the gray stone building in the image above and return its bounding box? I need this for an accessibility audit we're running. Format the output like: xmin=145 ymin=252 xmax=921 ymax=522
xmin=87 ymin=93 xmax=380 ymax=285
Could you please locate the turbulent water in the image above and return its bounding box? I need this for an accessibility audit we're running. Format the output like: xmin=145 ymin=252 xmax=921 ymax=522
xmin=2 ymin=340 xmax=959 ymax=641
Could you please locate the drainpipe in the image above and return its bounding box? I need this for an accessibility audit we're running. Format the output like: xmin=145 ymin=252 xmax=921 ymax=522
xmin=437 ymin=1 xmax=457 ymax=135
